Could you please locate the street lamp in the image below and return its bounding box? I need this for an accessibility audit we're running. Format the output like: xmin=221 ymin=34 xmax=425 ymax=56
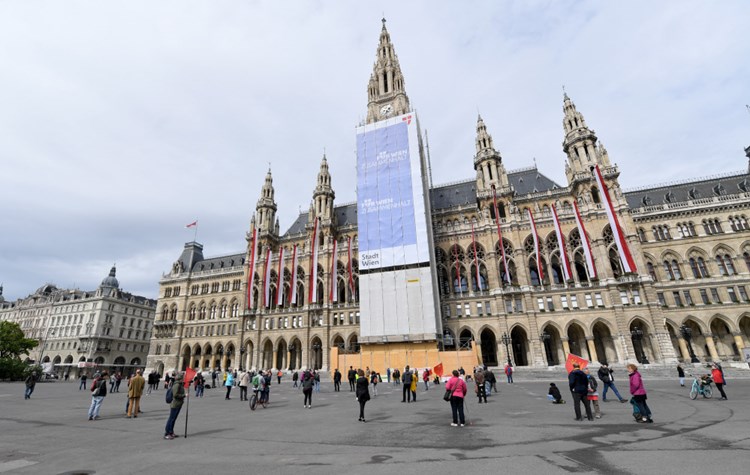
xmin=539 ymin=332 xmax=552 ymax=366
xmin=630 ymin=327 xmax=650 ymax=364
xmin=311 ymin=343 xmax=321 ymax=370
xmin=680 ymin=324 xmax=700 ymax=363
xmin=501 ymin=332 xmax=513 ymax=367
xmin=239 ymin=347 xmax=245 ymax=371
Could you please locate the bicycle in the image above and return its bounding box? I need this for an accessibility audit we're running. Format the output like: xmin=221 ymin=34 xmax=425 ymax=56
xmin=249 ymin=387 xmax=268 ymax=410
xmin=689 ymin=375 xmax=713 ymax=400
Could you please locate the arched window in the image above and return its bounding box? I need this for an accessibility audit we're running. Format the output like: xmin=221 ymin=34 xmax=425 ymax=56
xmin=453 ymin=265 xmax=468 ymax=293
xmin=637 ymin=228 xmax=647 ymax=242
xmin=663 ymin=260 xmax=675 ymax=280
xmin=689 ymin=258 xmax=700 ymax=278
xmin=210 ymin=304 xmax=217 ymax=320
xmin=220 ymin=302 xmax=227 ymax=318
xmin=716 ymin=254 xmax=734 ymax=276
xmin=470 ymin=264 xmax=488 ymax=291
xmin=591 ymin=187 xmax=601 ymax=204
xmin=744 ymin=252 xmax=750 ymax=272
xmin=724 ymin=254 xmax=736 ymax=275
xmin=199 ymin=304 xmax=207 ymax=320
xmin=671 ymin=259 xmax=682 ymax=280
xmin=647 ymin=262 xmax=658 ymax=281
xmin=188 ymin=305 xmax=196 ymax=321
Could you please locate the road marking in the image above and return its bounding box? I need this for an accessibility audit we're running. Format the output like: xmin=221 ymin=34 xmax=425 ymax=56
xmin=0 ymin=394 xmax=13 ymax=397
xmin=0 ymin=460 xmax=38 ymax=473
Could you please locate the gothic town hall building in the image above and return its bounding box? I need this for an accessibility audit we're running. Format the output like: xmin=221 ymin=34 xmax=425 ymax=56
xmin=146 ymin=21 xmax=750 ymax=375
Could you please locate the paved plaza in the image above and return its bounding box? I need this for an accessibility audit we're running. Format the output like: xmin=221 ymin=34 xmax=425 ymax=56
xmin=1 ymin=375 xmax=748 ymax=474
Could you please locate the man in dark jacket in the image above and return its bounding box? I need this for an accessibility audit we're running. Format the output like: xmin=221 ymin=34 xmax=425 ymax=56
xmin=24 ymin=372 xmax=38 ymax=399
xmin=568 ymin=363 xmax=593 ymax=421
xmin=333 ymin=369 xmax=341 ymax=392
xmin=347 ymin=366 xmax=357 ymax=392
xmin=402 ymin=366 xmax=413 ymax=403
xmin=597 ymin=364 xmax=626 ymax=402
xmin=164 ymin=373 xmax=185 ymax=440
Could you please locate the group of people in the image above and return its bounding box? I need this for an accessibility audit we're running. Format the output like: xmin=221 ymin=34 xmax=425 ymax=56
xmin=564 ymin=363 xmax=650 ymax=422
xmin=677 ymin=363 xmax=728 ymax=400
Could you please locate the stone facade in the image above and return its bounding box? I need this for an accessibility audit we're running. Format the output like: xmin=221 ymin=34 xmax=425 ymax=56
xmin=0 ymin=267 xmax=157 ymax=378
xmin=145 ymin=20 xmax=750 ymax=375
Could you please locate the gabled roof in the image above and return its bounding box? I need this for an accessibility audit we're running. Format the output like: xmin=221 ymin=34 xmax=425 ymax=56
xmin=624 ymin=171 xmax=749 ymax=208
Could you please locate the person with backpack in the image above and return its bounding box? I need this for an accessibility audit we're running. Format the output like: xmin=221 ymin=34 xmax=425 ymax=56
xmin=370 ymin=370 xmax=379 ymax=396
xmin=584 ymin=368 xmax=601 ymax=419
xmin=164 ymin=373 xmax=185 ymax=440
xmin=87 ymin=371 xmax=108 ymax=421
xmin=504 ymin=364 xmax=514 ymax=383
xmin=302 ymin=370 xmax=314 ymax=408
xmin=239 ymin=370 xmax=250 ymax=401
xmin=445 ymin=370 xmax=467 ymax=427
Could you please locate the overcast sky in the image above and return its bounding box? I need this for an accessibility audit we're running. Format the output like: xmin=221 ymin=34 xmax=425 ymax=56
xmin=1 ymin=1 xmax=748 ymax=301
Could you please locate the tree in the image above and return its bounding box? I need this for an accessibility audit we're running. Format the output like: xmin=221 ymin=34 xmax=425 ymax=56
xmin=0 ymin=321 xmax=39 ymax=380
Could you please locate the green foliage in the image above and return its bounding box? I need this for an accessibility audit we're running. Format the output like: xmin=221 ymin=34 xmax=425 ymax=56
xmin=0 ymin=321 xmax=39 ymax=380
xmin=0 ymin=321 xmax=38 ymax=359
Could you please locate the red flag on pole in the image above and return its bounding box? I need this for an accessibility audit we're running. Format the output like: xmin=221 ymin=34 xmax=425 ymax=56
xmin=573 ymin=201 xmax=597 ymax=279
xmin=471 ymin=223 xmax=481 ymax=291
xmin=308 ymin=217 xmax=320 ymax=304
xmin=263 ymin=247 xmax=272 ymax=308
xmin=594 ymin=165 xmax=637 ymax=273
xmin=492 ymin=187 xmax=511 ymax=285
xmin=185 ymin=221 xmax=197 ymax=228
xmin=289 ymin=244 xmax=298 ymax=305
xmin=565 ymin=353 xmax=590 ymax=374
xmin=329 ymin=238 xmax=338 ymax=302
xmin=347 ymin=236 xmax=355 ymax=295
xmin=551 ymin=204 xmax=573 ymax=282
xmin=527 ymin=209 xmax=544 ymax=283
xmin=276 ymin=247 xmax=285 ymax=307
xmin=433 ymin=362 xmax=444 ymax=378
xmin=246 ymin=227 xmax=258 ymax=310
xmin=183 ymin=367 xmax=196 ymax=389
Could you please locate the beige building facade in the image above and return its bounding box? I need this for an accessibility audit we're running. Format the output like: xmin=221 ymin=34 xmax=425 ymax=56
xmin=145 ymin=21 xmax=750 ymax=375
xmin=0 ymin=267 xmax=157 ymax=378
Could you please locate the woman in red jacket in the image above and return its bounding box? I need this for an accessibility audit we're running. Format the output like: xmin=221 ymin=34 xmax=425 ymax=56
xmin=711 ymin=364 xmax=727 ymax=400
xmin=445 ymin=370 xmax=467 ymax=427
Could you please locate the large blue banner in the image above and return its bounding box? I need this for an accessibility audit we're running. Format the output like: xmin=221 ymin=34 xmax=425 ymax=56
xmin=356 ymin=121 xmax=417 ymax=270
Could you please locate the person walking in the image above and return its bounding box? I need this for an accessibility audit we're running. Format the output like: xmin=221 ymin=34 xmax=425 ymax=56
xmin=597 ymin=364 xmax=627 ymax=403
xmin=356 ymin=369 xmax=370 ymax=422
xmin=127 ymin=369 xmax=145 ymax=418
xmin=474 ymin=367 xmax=487 ymax=403
xmin=627 ymin=364 xmax=652 ymax=423
xmin=485 ymin=368 xmax=497 ymax=393
xmin=164 ymin=373 xmax=185 ymax=439
xmin=423 ymin=369 xmax=430 ymax=391
xmin=224 ymin=369 xmax=234 ymax=400
xmin=504 ymin=364 xmax=514 ymax=383
xmin=445 ymin=370 xmax=467 ymax=427
xmin=292 ymin=371 xmax=299 ymax=388
xmin=114 ymin=372 xmax=123 ymax=392
xmin=24 ymin=371 xmax=38 ymax=399
xmin=109 ymin=372 xmax=117 ymax=392
xmin=584 ymin=368 xmax=601 ymax=419
xmin=712 ymin=364 xmax=727 ymax=400
xmin=211 ymin=370 xmax=217 ymax=389
xmin=677 ymin=364 xmax=685 ymax=387
xmin=386 ymin=368 xmax=391 ymax=384
xmin=79 ymin=373 xmax=88 ymax=390
xmin=314 ymin=371 xmax=321 ymax=393
xmin=277 ymin=370 xmax=283 ymax=385
xmin=348 ymin=366 xmax=357 ymax=392
xmin=302 ymin=370 xmax=314 ymax=408
xmin=402 ymin=366 xmax=413 ymax=403
xmin=87 ymin=372 xmax=108 ymax=421
xmin=333 ymin=369 xmax=341 ymax=392
xmin=568 ymin=363 xmax=593 ymax=421
xmin=370 ymin=370 xmax=379 ymax=396
xmin=239 ymin=370 xmax=250 ymax=401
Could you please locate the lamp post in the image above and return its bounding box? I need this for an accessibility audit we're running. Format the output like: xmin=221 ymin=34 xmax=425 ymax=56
xmin=539 ymin=332 xmax=552 ymax=366
xmin=311 ymin=343 xmax=321 ymax=370
xmin=630 ymin=327 xmax=650 ymax=364
xmin=501 ymin=332 xmax=513 ymax=367
xmin=226 ymin=349 xmax=233 ymax=370
xmin=239 ymin=347 xmax=245 ymax=371
xmin=680 ymin=324 xmax=700 ymax=363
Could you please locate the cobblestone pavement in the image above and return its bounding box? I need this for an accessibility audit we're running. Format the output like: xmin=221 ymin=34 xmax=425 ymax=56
xmin=1 ymin=376 xmax=747 ymax=474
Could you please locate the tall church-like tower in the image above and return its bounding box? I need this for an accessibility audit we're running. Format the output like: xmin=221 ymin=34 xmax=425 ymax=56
xmin=255 ymin=169 xmax=278 ymax=236
xmin=474 ymin=115 xmax=512 ymax=199
xmin=366 ymin=19 xmax=411 ymax=124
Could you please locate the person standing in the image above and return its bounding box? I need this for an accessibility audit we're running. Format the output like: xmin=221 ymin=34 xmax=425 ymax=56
xmin=504 ymin=364 xmax=514 ymax=383
xmin=677 ymin=364 xmax=685 ymax=387
xmin=127 ymin=369 xmax=145 ymax=418
xmin=568 ymin=363 xmax=593 ymax=421
xmin=211 ymin=370 xmax=217 ymax=389
xmin=24 ymin=372 xmax=38 ymax=399
xmin=597 ymin=364 xmax=627 ymax=403
xmin=370 ymin=370 xmax=379 ymax=396
xmin=277 ymin=370 xmax=283 ymax=385
xmin=348 ymin=366 xmax=357 ymax=392
xmin=356 ymin=369 xmax=370 ymax=422
xmin=712 ymin=364 xmax=727 ymax=400
xmin=224 ymin=369 xmax=234 ymax=400
xmin=333 ymin=369 xmax=341 ymax=392
xmin=422 ymin=369 xmax=430 ymax=390
xmin=583 ymin=368 xmax=601 ymax=419
xmin=386 ymin=368 xmax=391 ymax=384
xmin=627 ymin=364 xmax=652 ymax=423
xmin=87 ymin=372 xmax=108 ymax=421
xmin=410 ymin=369 xmax=418 ymax=402
xmin=392 ymin=368 xmax=400 ymax=386
xmin=302 ymin=370 xmax=314 ymax=408
xmin=485 ymin=368 xmax=497 ymax=393
xmin=474 ymin=368 xmax=487 ymax=403
xmin=114 ymin=372 xmax=123 ymax=392
xmin=79 ymin=373 xmax=88 ymax=390
xmin=194 ymin=372 xmax=205 ymax=398
xmin=402 ymin=366 xmax=413 ymax=403
xmin=445 ymin=370 xmax=467 ymax=427
xmin=239 ymin=370 xmax=250 ymax=401
xmin=164 ymin=373 xmax=185 ymax=439
xmin=314 ymin=371 xmax=321 ymax=393
xmin=292 ymin=371 xmax=299 ymax=388
xmin=109 ymin=372 xmax=117 ymax=392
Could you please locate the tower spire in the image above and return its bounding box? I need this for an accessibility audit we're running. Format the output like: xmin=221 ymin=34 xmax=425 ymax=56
xmin=313 ymin=154 xmax=335 ymax=222
xmin=256 ymin=168 xmax=278 ymax=235
xmin=473 ymin=116 xmax=510 ymax=197
xmin=366 ymin=19 xmax=410 ymax=124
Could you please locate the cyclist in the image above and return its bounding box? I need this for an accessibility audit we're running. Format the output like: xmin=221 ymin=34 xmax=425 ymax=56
xmin=252 ymin=370 xmax=267 ymax=404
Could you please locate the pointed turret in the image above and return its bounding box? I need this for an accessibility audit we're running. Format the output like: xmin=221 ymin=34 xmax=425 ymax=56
xmin=473 ymin=115 xmax=511 ymax=198
xmin=562 ymin=94 xmax=613 ymax=184
xmin=366 ymin=18 xmax=411 ymax=124
xmin=313 ymin=155 xmax=335 ymax=223
xmin=256 ymin=168 xmax=278 ymax=235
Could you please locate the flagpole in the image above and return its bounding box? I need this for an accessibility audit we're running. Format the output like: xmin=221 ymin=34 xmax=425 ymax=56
xmin=184 ymin=386 xmax=190 ymax=438
xmin=193 ymin=222 xmax=198 ymax=243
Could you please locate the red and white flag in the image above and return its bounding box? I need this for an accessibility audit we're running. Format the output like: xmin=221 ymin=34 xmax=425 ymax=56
xmin=276 ymin=247 xmax=285 ymax=307
xmin=347 ymin=236 xmax=355 ymax=295
xmin=551 ymin=205 xmax=573 ymax=282
xmin=471 ymin=223 xmax=481 ymax=291
xmin=263 ymin=247 xmax=272 ymax=308
xmin=492 ymin=188 xmax=511 ymax=285
xmin=329 ymin=238 xmax=338 ymax=303
xmin=185 ymin=221 xmax=197 ymax=228
xmin=527 ymin=208 xmax=544 ymax=284
xmin=573 ymin=201 xmax=597 ymax=279
xmin=289 ymin=245 xmax=299 ymax=305
xmin=308 ymin=217 xmax=320 ymax=304
xmin=594 ymin=165 xmax=637 ymax=273
xmin=246 ymin=227 xmax=259 ymax=309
